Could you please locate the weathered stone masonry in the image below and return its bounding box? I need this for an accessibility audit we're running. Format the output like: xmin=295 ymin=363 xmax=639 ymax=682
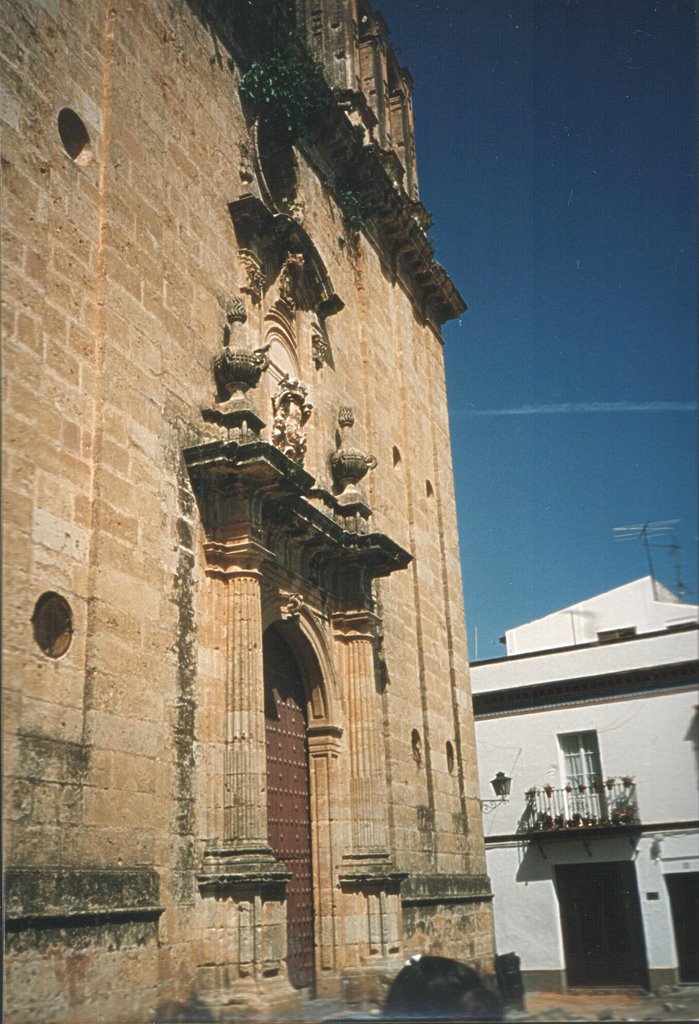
xmin=2 ymin=0 xmax=495 ymax=1019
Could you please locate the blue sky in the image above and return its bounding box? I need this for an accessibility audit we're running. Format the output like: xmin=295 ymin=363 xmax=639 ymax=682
xmin=379 ymin=0 xmax=697 ymax=658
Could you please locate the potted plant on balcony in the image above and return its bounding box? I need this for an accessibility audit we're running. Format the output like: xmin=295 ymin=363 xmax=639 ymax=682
xmin=525 ymin=787 xmax=538 ymax=801
xmin=605 ymin=777 xmax=616 ymax=790
xmin=564 ymin=783 xmax=573 ymax=793
xmin=622 ymin=775 xmax=635 ymax=788
xmin=578 ymin=782 xmax=587 ymax=793
xmin=543 ymin=784 xmax=554 ymax=798
xmin=592 ymin=780 xmax=604 ymax=793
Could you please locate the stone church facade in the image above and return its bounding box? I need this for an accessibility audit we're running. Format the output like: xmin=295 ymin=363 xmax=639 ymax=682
xmin=2 ymin=0 xmax=494 ymax=1019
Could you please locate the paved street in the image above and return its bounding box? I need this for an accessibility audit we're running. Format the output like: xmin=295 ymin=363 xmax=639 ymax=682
xmin=299 ymin=986 xmax=699 ymax=1023
xmin=510 ymin=985 xmax=699 ymax=1022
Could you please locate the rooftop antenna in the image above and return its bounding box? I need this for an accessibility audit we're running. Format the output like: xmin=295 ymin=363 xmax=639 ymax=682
xmin=613 ymin=520 xmax=684 ymax=600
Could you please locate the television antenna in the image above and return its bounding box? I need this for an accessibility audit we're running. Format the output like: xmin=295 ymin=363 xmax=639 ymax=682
xmin=613 ymin=520 xmax=685 ymax=599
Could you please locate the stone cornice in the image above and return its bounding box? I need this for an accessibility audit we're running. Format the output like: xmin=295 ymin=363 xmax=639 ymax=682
xmin=183 ymin=438 xmax=412 ymax=595
xmin=196 ymin=4 xmax=466 ymax=328
xmin=300 ymin=105 xmax=466 ymax=327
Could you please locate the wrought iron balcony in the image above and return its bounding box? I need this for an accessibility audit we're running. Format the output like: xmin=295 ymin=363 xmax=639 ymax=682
xmin=517 ymin=778 xmax=640 ymax=835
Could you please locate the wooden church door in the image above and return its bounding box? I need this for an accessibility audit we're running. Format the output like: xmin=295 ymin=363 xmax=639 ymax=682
xmin=264 ymin=626 xmax=315 ymax=990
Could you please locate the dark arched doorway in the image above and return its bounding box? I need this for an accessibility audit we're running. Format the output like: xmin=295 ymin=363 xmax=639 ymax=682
xmin=264 ymin=625 xmax=315 ymax=990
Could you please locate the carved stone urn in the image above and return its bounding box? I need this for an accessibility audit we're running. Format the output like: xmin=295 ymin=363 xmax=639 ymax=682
xmin=203 ymin=296 xmax=268 ymax=442
xmin=213 ymin=297 xmax=269 ymax=400
xmin=330 ymin=406 xmax=377 ymax=497
xmin=214 ymin=344 xmax=269 ymax=398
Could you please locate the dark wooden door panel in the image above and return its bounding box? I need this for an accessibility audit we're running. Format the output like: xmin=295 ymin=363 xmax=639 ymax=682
xmin=555 ymin=861 xmax=648 ymax=988
xmin=265 ymin=627 xmax=315 ymax=990
xmin=665 ymin=872 xmax=699 ymax=982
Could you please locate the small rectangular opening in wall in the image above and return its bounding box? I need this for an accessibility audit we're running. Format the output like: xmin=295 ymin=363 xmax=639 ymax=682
xmin=646 ymin=892 xmax=660 ymax=900
xmin=597 ymin=627 xmax=637 ymax=643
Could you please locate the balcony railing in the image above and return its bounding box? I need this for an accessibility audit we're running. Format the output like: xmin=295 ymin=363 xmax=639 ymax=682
xmin=517 ymin=778 xmax=640 ymax=835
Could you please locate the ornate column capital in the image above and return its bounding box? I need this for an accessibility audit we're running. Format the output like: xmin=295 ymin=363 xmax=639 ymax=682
xmin=331 ymin=609 xmax=382 ymax=641
xmin=202 ymin=537 xmax=272 ymax=578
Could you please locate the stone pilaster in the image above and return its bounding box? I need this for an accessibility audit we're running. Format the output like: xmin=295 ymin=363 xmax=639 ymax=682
xmin=307 ymin=725 xmax=343 ymax=988
xmin=332 ymin=611 xmax=389 ymax=859
xmin=199 ymin=538 xmax=283 ymax=880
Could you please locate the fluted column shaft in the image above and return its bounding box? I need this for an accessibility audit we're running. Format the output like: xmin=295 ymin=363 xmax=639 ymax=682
xmin=333 ymin=611 xmax=388 ymax=855
xmin=205 ymin=539 xmax=269 ymax=853
xmin=224 ymin=570 xmax=266 ymax=846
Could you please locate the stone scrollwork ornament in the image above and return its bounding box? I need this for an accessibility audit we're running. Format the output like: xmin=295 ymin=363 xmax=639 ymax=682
xmin=278 ymin=252 xmax=305 ymax=310
xmin=281 ymin=592 xmax=304 ymax=620
xmin=311 ymin=322 xmax=329 ymax=370
xmin=330 ymin=405 xmax=377 ymax=499
xmin=271 ymin=376 xmax=313 ymax=464
xmin=239 ymin=248 xmax=266 ymax=305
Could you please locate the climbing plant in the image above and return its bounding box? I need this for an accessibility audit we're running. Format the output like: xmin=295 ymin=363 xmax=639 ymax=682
xmin=241 ymin=34 xmax=330 ymax=144
xmin=336 ymin=183 xmax=367 ymax=231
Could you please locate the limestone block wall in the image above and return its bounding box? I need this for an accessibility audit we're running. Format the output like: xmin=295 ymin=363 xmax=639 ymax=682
xmin=2 ymin=0 xmax=494 ymax=1019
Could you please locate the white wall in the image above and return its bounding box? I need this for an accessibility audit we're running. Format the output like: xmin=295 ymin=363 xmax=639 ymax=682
xmin=471 ymin=628 xmax=698 ymax=694
xmin=486 ymin=833 xmax=698 ymax=975
xmin=471 ymin=581 xmax=698 ymax=983
xmin=503 ymin=577 xmax=697 ymax=656
xmin=474 ymin=690 xmax=698 ymax=834
xmin=472 ymin=685 xmax=698 ymax=979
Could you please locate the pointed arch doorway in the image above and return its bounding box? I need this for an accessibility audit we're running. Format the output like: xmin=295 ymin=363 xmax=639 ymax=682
xmin=264 ymin=624 xmax=315 ymax=990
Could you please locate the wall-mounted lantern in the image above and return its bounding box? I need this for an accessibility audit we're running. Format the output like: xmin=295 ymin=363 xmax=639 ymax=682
xmin=480 ymin=771 xmax=512 ymax=813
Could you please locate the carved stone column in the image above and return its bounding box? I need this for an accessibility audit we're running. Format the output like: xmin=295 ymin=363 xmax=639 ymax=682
xmin=199 ymin=538 xmax=285 ymax=882
xmin=332 ymin=610 xmax=389 ymax=858
xmin=307 ymin=725 xmax=343 ymax=987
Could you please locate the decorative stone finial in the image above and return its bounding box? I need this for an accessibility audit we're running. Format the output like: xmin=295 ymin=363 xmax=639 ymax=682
xmin=330 ymin=405 xmax=377 ymax=499
xmin=271 ymin=376 xmax=313 ymax=464
xmin=203 ymin=301 xmax=269 ymax=442
xmin=338 ymin=405 xmax=354 ymax=429
xmin=226 ymin=296 xmax=247 ymax=324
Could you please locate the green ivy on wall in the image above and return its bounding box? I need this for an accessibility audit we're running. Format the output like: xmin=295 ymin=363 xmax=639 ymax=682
xmin=241 ymin=34 xmax=330 ymax=144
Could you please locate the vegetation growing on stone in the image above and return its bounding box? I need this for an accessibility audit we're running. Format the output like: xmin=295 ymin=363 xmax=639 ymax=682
xmin=241 ymin=33 xmax=330 ymax=144
xmin=336 ymin=183 xmax=367 ymax=231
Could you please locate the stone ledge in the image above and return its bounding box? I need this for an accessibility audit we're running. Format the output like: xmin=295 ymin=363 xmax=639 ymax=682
xmin=338 ymin=854 xmax=407 ymax=893
xmin=401 ymin=872 xmax=493 ymax=906
xmin=197 ymin=846 xmax=291 ymax=893
xmin=4 ymin=866 xmax=161 ymax=918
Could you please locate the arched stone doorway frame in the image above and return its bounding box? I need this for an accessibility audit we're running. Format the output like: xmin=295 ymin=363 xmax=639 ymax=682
xmin=261 ymin=588 xmax=346 ymax=988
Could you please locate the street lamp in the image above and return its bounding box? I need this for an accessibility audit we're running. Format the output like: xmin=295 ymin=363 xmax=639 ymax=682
xmin=480 ymin=771 xmax=512 ymax=813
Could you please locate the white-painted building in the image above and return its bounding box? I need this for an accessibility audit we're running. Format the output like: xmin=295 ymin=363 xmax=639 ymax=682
xmin=469 ymin=577 xmax=699 ymax=993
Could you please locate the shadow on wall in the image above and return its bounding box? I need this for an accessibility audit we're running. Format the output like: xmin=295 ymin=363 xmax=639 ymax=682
xmin=515 ymin=843 xmax=554 ymax=884
xmin=515 ymin=834 xmax=640 ymax=885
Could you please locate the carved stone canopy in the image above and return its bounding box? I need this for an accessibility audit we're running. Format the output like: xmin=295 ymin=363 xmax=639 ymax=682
xmin=330 ymin=406 xmax=377 ymax=500
xmin=182 ymin=437 xmax=412 ymax=605
xmin=229 ymin=196 xmax=344 ymax=318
